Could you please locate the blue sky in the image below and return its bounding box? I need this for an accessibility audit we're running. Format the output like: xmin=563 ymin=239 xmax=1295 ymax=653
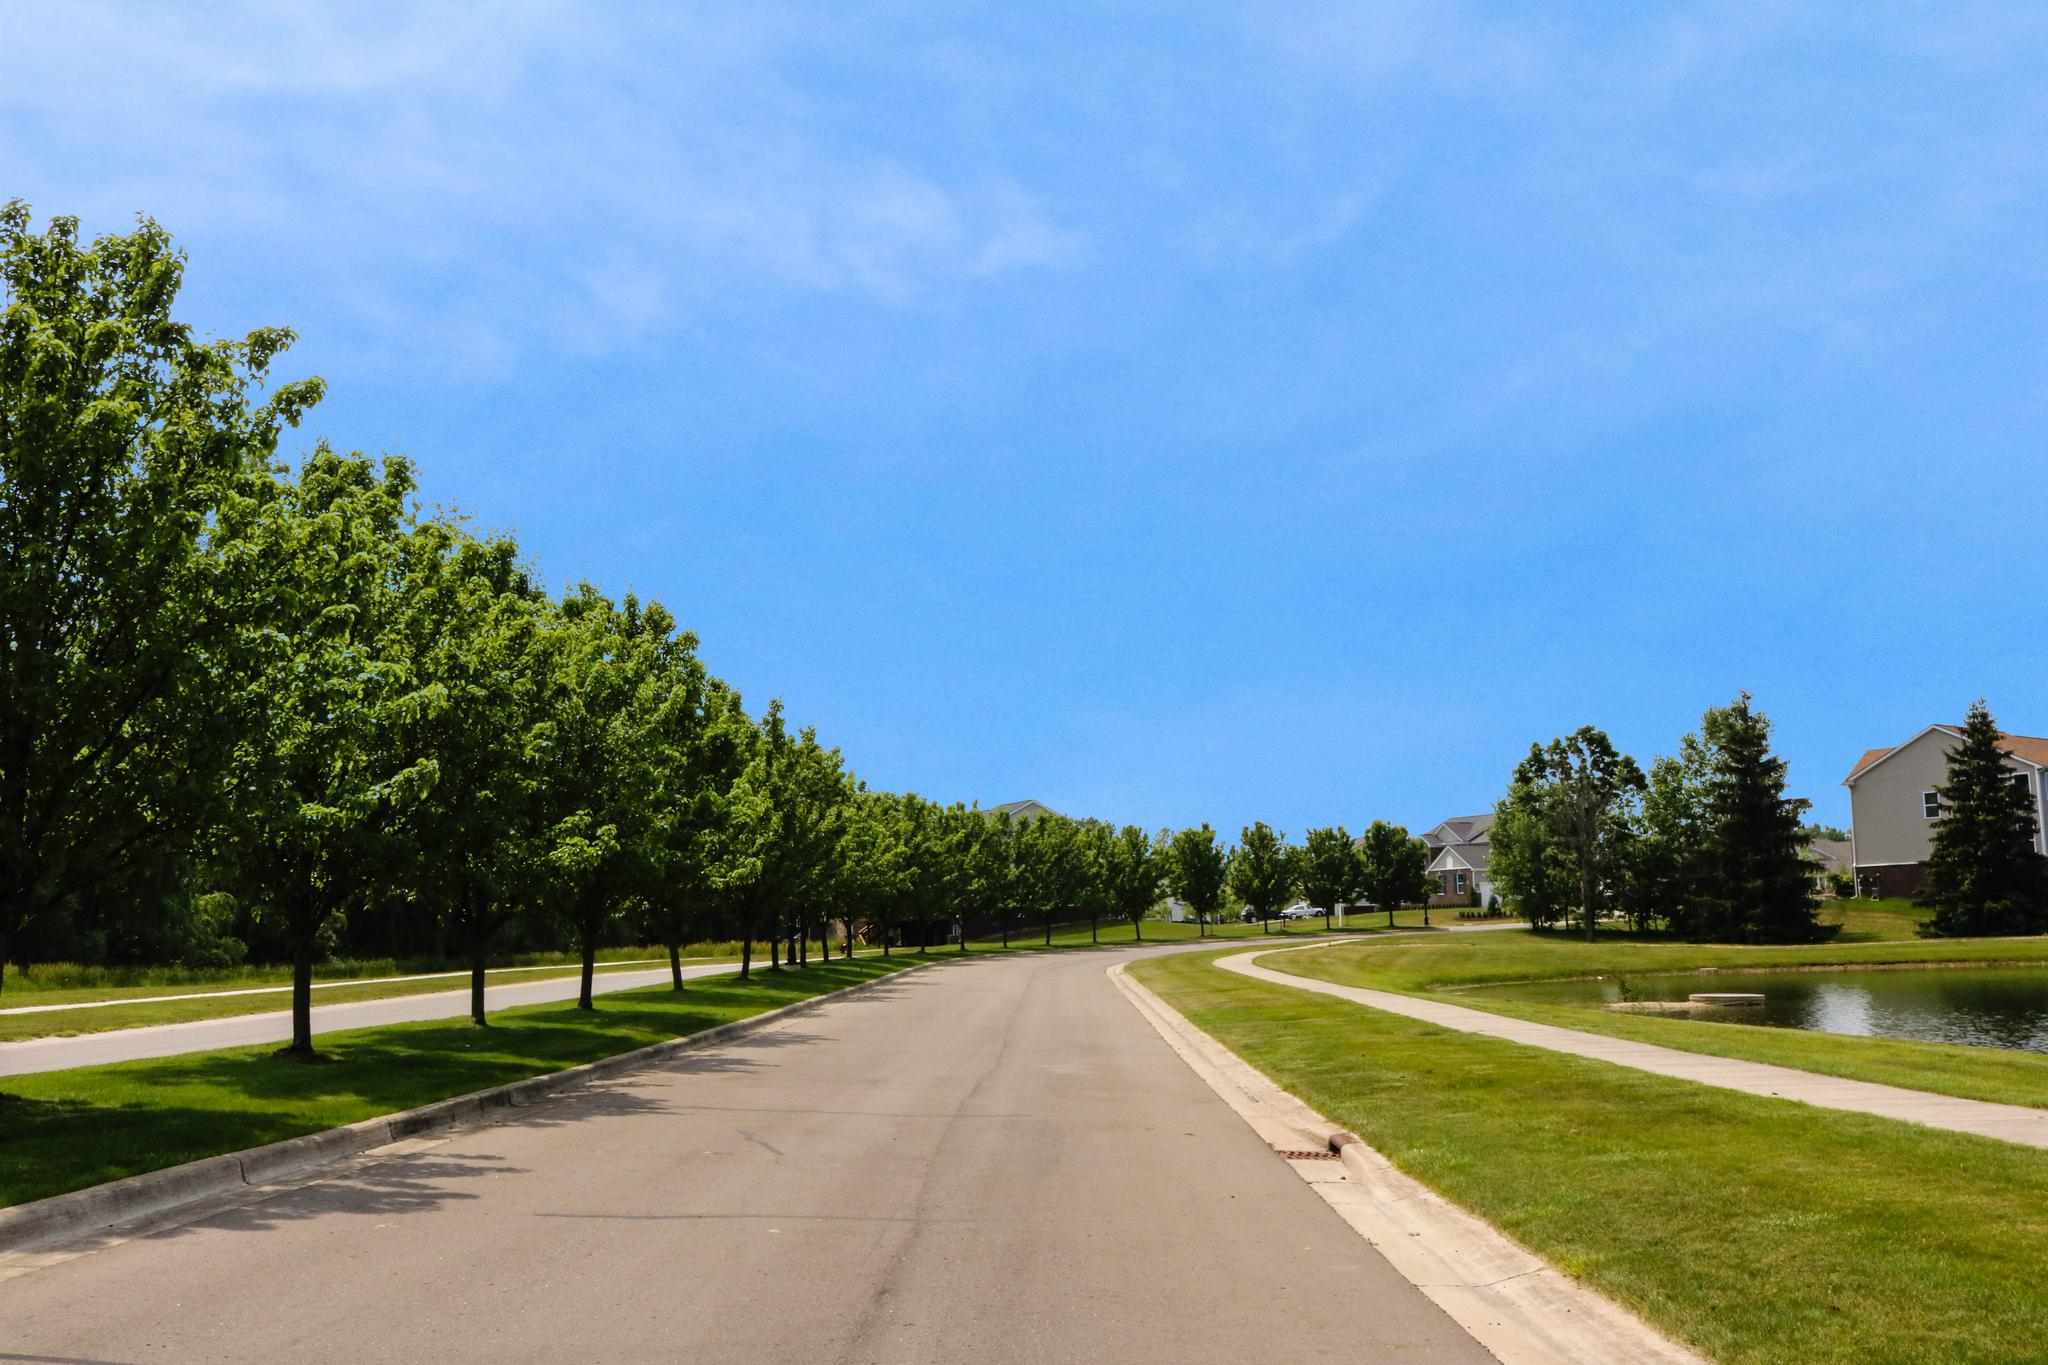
xmin=5 ymin=2 xmax=2045 ymax=836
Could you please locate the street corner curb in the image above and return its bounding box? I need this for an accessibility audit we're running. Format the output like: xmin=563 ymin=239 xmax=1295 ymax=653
xmin=0 ymin=960 xmax=929 ymax=1257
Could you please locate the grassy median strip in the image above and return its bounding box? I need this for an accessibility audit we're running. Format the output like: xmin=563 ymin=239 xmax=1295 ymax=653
xmin=1268 ymin=934 xmax=2048 ymax=1110
xmin=0 ymin=957 xmax=915 ymax=1209
xmin=1132 ymin=950 xmax=2048 ymax=1365
xmin=0 ymin=958 xmax=735 ymax=1045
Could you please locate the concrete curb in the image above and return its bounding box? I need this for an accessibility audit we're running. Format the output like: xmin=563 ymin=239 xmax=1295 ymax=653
xmin=1108 ymin=961 xmax=1706 ymax=1365
xmin=0 ymin=961 xmax=928 ymax=1255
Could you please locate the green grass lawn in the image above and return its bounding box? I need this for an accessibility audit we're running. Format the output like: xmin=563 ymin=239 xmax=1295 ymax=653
xmin=1263 ymin=930 xmax=2048 ymax=1109
xmin=1132 ymin=949 xmax=2048 ymax=1365
xmin=0 ymin=956 xmax=746 ymax=1045
xmin=0 ymin=956 xmax=915 ymax=1209
xmin=1819 ymin=897 xmax=1935 ymax=941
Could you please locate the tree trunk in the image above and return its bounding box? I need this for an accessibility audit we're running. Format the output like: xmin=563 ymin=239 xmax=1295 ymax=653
xmin=1387 ymin=904 xmax=1396 ymax=929
xmin=577 ymin=931 xmax=596 ymax=1010
xmin=798 ymin=927 xmax=808 ymax=967
xmin=285 ymin=931 xmax=315 ymax=1056
xmin=669 ymin=941 xmax=685 ymax=991
xmin=771 ymin=927 xmax=781 ymax=970
xmin=1002 ymin=914 xmax=1010 ymax=947
xmin=469 ymin=926 xmax=489 ymax=1027
xmin=957 ymin=920 xmax=966 ymax=953
xmin=739 ymin=929 xmax=753 ymax=983
xmin=1132 ymin=916 xmax=1142 ymax=942
xmin=919 ymin=919 xmax=929 ymax=954
xmin=1090 ymin=914 xmax=1098 ymax=944
xmin=1043 ymin=914 xmax=1052 ymax=947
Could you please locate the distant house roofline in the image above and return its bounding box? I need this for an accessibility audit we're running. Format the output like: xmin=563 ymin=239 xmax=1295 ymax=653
xmin=1843 ymin=724 xmax=2048 ymax=785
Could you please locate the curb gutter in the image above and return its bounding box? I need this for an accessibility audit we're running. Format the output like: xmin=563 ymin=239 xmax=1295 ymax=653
xmin=0 ymin=961 xmax=928 ymax=1256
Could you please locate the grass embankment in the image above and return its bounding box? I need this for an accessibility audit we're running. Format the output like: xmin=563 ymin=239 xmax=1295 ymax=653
xmin=0 ymin=957 xmax=915 ymax=1209
xmin=1818 ymin=897 xmax=1934 ymax=941
xmin=1132 ymin=950 xmax=2048 ymax=1365
xmin=1267 ymin=930 xmax=2048 ymax=1109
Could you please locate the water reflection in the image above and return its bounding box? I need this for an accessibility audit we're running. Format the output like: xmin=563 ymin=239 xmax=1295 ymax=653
xmin=1474 ymin=968 xmax=2048 ymax=1053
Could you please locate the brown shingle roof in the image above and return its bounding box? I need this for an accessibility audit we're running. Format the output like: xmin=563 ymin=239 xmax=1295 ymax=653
xmin=1843 ymin=727 xmax=2048 ymax=783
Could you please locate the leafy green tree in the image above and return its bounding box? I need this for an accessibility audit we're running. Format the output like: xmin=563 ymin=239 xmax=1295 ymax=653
xmin=0 ymin=203 xmax=322 ymax=993
xmin=540 ymin=586 xmax=704 ymax=1007
xmin=1633 ymin=738 xmax=1711 ymax=934
xmin=1164 ymin=825 xmax=1228 ymax=935
xmin=1076 ymin=820 xmax=1120 ymax=943
xmin=639 ymin=679 xmax=747 ymax=989
xmin=1486 ymin=790 xmax=1570 ymax=930
xmin=384 ymin=522 xmax=551 ymax=1024
xmin=1106 ymin=825 xmax=1160 ymax=940
xmin=1692 ymin=695 xmax=1823 ymax=943
xmin=1016 ymin=812 xmax=1088 ymax=946
xmin=827 ymin=786 xmax=906 ymax=957
xmin=230 ymin=448 xmax=438 ymax=1054
xmin=1298 ymin=825 xmax=1360 ymax=931
xmin=1357 ymin=820 xmax=1431 ymax=928
xmin=1514 ymin=728 xmax=1645 ymax=941
xmin=1229 ymin=822 xmax=1294 ymax=933
xmin=1924 ymin=701 xmax=2048 ymax=936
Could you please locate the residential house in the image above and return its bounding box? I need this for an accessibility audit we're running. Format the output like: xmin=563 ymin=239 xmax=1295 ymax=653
xmin=1842 ymin=724 xmax=2048 ymax=898
xmin=1421 ymin=814 xmax=1496 ymax=907
xmin=986 ymin=799 xmax=1058 ymax=822
xmin=1805 ymin=838 xmax=1854 ymax=896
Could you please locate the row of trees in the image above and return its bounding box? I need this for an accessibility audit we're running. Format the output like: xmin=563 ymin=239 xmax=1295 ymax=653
xmin=1490 ymin=694 xmax=1829 ymax=943
xmin=1489 ymin=695 xmax=2048 ymax=941
xmin=0 ymin=206 xmax=1230 ymax=1054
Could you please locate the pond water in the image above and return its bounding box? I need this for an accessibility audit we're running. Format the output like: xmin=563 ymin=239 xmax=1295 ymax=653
xmin=1469 ymin=967 xmax=2048 ymax=1054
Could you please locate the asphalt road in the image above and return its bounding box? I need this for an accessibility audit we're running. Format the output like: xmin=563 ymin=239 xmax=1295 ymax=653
xmin=3 ymin=946 xmax=1492 ymax=1363
xmin=0 ymin=963 xmax=735 ymax=1076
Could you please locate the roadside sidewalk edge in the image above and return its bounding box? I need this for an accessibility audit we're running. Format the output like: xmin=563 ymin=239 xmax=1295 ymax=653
xmin=1107 ymin=960 xmax=1706 ymax=1365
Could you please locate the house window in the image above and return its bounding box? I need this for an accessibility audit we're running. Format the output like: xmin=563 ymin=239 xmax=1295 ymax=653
xmin=1923 ymin=790 xmax=1941 ymax=819
xmin=2012 ymin=772 xmax=2031 ymax=795
xmin=1455 ymin=872 xmax=1468 ymax=894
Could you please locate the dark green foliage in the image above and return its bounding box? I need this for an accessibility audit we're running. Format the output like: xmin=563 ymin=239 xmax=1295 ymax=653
xmin=1297 ymin=826 xmax=1359 ymax=931
xmin=1228 ymin=822 xmax=1294 ymax=933
xmin=1357 ymin=820 xmax=1433 ymax=928
xmin=0 ymin=203 xmax=321 ymax=988
xmin=1924 ymin=701 xmax=2048 ymax=937
xmin=1511 ymin=728 xmax=1644 ymax=940
xmin=1165 ymin=825 xmax=1229 ymax=935
xmin=1689 ymin=695 xmax=1826 ymax=943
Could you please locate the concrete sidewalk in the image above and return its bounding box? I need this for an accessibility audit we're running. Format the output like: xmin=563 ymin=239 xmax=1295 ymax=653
xmin=1223 ymin=947 xmax=2048 ymax=1149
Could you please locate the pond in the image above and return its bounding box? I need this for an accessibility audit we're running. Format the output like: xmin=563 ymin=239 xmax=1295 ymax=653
xmin=1467 ymin=966 xmax=2048 ymax=1054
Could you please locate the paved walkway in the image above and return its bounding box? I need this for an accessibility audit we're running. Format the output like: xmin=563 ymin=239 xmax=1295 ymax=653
xmin=0 ymin=963 xmax=738 ymax=1077
xmin=2 ymin=948 xmax=1491 ymax=1364
xmin=1222 ymin=947 xmax=2048 ymax=1149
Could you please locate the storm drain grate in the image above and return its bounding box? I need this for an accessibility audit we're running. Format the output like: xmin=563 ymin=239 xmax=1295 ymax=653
xmin=1276 ymin=1148 xmax=1340 ymax=1161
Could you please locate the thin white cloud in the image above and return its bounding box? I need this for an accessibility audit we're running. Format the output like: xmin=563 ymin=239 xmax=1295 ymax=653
xmin=0 ymin=1 xmax=1087 ymax=372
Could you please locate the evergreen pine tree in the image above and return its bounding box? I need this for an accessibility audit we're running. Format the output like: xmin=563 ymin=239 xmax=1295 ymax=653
xmin=1924 ymin=701 xmax=2048 ymax=937
xmin=1696 ymin=694 xmax=1825 ymax=943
